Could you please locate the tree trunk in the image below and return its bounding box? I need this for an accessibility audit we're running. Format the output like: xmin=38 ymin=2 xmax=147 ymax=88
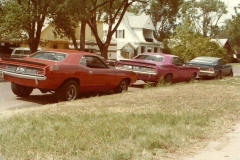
xmin=80 ymin=20 xmax=86 ymax=51
xmin=71 ymin=34 xmax=78 ymax=50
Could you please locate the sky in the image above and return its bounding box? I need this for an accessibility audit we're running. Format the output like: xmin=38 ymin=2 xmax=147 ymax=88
xmin=221 ymin=0 xmax=239 ymax=20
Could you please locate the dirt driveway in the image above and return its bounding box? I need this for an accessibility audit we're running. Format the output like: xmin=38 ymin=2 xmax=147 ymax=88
xmin=180 ymin=123 xmax=240 ymax=160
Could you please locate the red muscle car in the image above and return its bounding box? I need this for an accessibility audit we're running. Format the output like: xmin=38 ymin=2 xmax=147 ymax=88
xmin=115 ymin=52 xmax=199 ymax=83
xmin=0 ymin=49 xmax=137 ymax=101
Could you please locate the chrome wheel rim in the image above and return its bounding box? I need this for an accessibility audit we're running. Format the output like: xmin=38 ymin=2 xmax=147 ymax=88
xmin=66 ymin=85 xmax=77 ymax=101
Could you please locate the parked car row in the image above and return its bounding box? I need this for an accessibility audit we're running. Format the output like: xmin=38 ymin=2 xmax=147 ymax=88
xmin=0 ymin=49 xmax=233 ymax=102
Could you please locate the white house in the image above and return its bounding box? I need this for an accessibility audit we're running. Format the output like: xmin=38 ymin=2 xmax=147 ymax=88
xmin=103 ymin=12 xmax=162 ymax=60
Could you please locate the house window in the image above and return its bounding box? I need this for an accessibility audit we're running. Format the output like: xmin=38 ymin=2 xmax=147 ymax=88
xmin=116 ymin=30 xmax=125 ymax=38
xmin=141 ymin=46 xmax=145 ymax=53
xmin=104 ymin=30 xmax=108 ymax=36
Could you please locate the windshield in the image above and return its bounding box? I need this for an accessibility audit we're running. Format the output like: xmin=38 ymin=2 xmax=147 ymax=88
xmin=30 ymin=51 xmax=66 ymax=61
xmin=134 ymin=54 xmax=164 ymax=62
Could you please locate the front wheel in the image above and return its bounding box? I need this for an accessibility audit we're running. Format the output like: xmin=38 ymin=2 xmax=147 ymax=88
xmin=56 ymin=80 xmax=79 ymax=101
xmin=114 ymin=79 xmax=129 ymax=93
xmin=11 ymin=83 xmax=33 ymax=97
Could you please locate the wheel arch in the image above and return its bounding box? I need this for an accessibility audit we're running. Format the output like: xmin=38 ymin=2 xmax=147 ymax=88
xmin=58 ymin=78 xmax=80 ymax=89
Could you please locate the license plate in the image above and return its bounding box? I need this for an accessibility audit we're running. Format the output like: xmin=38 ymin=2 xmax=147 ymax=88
xmin=16 ymin=66 xmax=26 ymax=73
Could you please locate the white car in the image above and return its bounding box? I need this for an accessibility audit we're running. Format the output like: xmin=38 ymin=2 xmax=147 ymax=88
xmin=11 ymin=47 xmax=41 ymax=58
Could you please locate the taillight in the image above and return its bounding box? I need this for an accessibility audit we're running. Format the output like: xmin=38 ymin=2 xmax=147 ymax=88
xmin=208 ymin=68 xmax=214 ymax=71
xmin=0 ymin=64 xmax=6 ymax=69
xmin=36 ymin=69 xmax=45 ymax=75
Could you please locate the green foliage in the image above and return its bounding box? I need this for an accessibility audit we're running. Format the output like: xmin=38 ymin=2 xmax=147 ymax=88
xmin=1 ymin=77 xmax=240 ymax=159
xmin=180 ymin=0 xmax=228 ymax=37
xmin=168 ymin=16 xmax=226 ymax=61
xmin=0 ymin=0 xmax=63 ymax=52
xmin=224 ymin=4 xmax=240 ymax=54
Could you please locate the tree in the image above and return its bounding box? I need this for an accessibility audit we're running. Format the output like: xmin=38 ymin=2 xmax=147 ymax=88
xmin=224 ymin=3 xmax=240 ymax=54
xmin=0 ymin=0 xmax=63 ymax=53
xmin=49 ymin=0 xmax=84 ymax=50
xmin=168 ymin=16 xmax=226 ymax=61
xmin=180 ymin=0 xmax=228 ymax=38
xmin=85 ymin=0 xmax=148 ymax=59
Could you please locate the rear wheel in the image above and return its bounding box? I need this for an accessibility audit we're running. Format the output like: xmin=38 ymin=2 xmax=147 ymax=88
xmin=56 ymin=80 xmax=79 ymax=101
xmin=189 ymin=72 xmax=197 ymax=82
xmin=215 ymin=71 xmax=222 ymax=79
xmin=114 ymin=79 xmax=129 ymax=93
xmin=229 ymin=70 xmax=233 ymax=77
xmin=164 ymin=74 xmax=173 ymax=84
xmin=11 ymin=83 xmax=33 ymax=97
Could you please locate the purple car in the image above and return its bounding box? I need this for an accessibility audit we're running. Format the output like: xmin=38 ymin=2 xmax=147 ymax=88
xmin=115 ymin=52 xmax=199 ymax=83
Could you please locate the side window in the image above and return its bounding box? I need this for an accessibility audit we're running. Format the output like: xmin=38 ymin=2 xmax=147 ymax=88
xmin=80 ymin=56 xmax=108 ymax=68
xmin=172 ymin=57 xmax=184 ymax=66
xmin=80 ymin=56 xmax=87 ymax=66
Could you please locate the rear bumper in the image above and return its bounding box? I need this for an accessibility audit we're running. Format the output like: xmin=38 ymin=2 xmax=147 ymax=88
xmin=0 ymin=70 xmax=53 ymax=89
xmin=199 ymin=70 xmax=217 ymax=78
xmin=1 ymin=70 xmax=46 ymax=81
xmin=116 ymin=67 xmax=159 ymax=82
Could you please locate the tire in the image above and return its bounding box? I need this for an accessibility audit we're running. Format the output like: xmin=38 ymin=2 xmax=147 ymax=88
xmin=11 ymin=83 xmax=33 ymax=97
xmin=56 ymin=80 xmax=79 ymax=101
xmin=229 ymin=70 xmax=233 ymax=77
xmin=114 ymin=79 xmax=129 ymax=93
xmin=189 ymin=72 xmax=197 ymax=82
xmin=215 ymin=71 xmax=222 ymax=79
xmin=164 ymin=74 xmax=173 ymax=84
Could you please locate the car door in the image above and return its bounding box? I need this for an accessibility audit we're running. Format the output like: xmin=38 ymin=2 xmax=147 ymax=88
xmin=171 ymin=57 xmax=190 ymax=81
xmin=218 ymin=59 xmax=231 ymax=76
xmin=79 ymin=55 xmax=114 ymax=92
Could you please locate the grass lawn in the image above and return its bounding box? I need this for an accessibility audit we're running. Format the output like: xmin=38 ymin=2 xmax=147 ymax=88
xmin=1 ymin=77 xmax=240 ymax=160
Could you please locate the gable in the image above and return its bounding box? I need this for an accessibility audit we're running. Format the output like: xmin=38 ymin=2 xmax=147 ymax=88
xmin=127 ymin=16 xmax=155 ymax=30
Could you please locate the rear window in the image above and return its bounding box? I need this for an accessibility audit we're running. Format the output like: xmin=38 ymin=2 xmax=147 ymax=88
xmin=190 ymin=57 xmax=217 ymax=64
xmin=134 ymin=55 xmax=164 ymax=62
xmin=30 ymin=51 xmax=66 ymax=61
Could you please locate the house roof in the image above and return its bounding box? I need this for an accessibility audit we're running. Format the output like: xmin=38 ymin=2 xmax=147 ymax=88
xmin=127 ymin=15 xmax=155 ymax=30
xmin=211 ymin=39 xmax=228 ymax=47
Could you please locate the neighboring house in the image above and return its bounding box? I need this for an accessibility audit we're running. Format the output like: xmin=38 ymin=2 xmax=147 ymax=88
xmin=40 ymin=24 xmax=69 ymax=49
xmin=211 ymin=38 xmax=234 ymax=62
xmin=103 ymin=12 xmax=162 ymax=60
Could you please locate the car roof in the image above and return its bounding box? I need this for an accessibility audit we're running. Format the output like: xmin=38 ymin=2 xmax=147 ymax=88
xmin=192 ymin=56 xmax=220 ymax=60
xmin=140 ymin=52 xmax=178 ymax=58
